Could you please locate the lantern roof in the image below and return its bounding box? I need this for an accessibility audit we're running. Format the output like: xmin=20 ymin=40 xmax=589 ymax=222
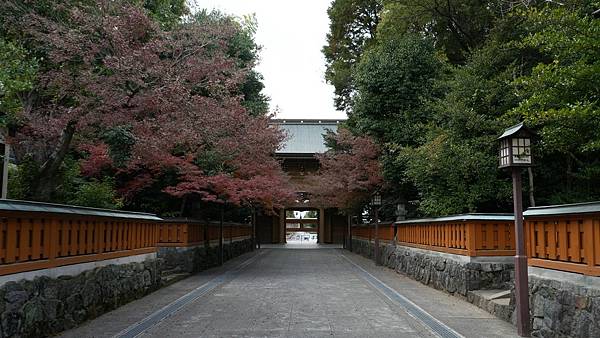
xmin=498 ymin=122 xmax=535 ymax=140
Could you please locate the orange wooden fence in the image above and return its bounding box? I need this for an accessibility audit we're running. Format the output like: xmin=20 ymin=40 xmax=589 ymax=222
xmin=0 ymin=200 xmax=161 ymax=276
xmin=157 ymin=220 xmax=205 ymax=247
xmin=351 ymin=214 xmax=515 ymax=257
xmin=352 ymin=223 xmax=395 ymax=242
xmin=156 ymin=220 xmax=252 ymax=247
xmin=395 ymin=215 xmax=515 ymax=257
xmin=0 ymin=200 xmax=253 ymax=277
xmin=524 ymin=202 xmax=600 ymax=276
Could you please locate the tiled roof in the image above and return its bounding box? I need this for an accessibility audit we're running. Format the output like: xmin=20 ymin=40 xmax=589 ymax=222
xmin=272 ymin=119 xmax=343 ymax=155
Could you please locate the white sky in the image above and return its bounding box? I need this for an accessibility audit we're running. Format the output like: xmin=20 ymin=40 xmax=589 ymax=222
xmin=193 ymin=1 xmax=346 ymax=120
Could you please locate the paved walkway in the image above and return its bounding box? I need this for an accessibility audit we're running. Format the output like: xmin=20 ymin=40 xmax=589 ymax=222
xmin=60 ymin=248 xmax=517 ymax=338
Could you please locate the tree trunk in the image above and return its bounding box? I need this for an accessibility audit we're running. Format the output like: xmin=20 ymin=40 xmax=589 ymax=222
xmin=32 ymin=121 xmax=76 ymax=201
xmin=179 ymin=195 xmax=188 ymax=217
xmin=527 ymin=167 xmax=536 ymax=207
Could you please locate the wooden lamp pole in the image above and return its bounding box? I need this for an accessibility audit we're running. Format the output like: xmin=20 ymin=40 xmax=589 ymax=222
xmin=498 ymin=122 xmax=534 ymax=337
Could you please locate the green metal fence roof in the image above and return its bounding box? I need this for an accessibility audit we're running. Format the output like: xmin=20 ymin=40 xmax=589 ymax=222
xmin=0 ymin=199 xmax=162 ymax=221
xmin=524 ymin=201 xmax=600 ymax=217
xmin=395 ymin=213 xmax=514 ymax=225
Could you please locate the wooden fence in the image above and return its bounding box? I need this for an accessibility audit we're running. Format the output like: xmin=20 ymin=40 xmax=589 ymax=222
xmin=395 ymin=215 xmax=516 ymax=257
xmin=352 ymin=214 xmax=515 ymax=257
xmin=157 ymin=221 xmax=252 ymax=247
xmin=353 ymin=204 xmax=600 ymax=276
xmin=0 ymin=200 xmax=253 ymax=276
xmin=524 ymin=202 xmax=600 ymax=276
xmin=352 ymin=223 xmax=395 ymax=242
xmin=0 ymin=200 xmax=161 ymax=276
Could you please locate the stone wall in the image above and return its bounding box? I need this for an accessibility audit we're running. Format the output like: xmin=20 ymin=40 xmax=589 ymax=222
xmin=0 ymin=238 xmax=254 ymax=338
xmin=0 ymin=259 xmax=161 ymax=338
xmin=525 ymin=268 xmax=600 ymax=337
xmin=158 ymin=239 xmax=253 ymax=274
xmin=351 ymin=238 xmax=513 ymax=296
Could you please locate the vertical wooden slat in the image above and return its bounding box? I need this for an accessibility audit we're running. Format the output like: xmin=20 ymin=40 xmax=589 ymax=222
xmin=579 ymin=222 xmax=585 ymax=261
xmin=569 ymin=221 xmax=581 ymax=262
xmin=117 ymin=220 xmax=122 ymax=250
xmin=140 ymin=222 xmax=147 ymax=248
xmin=97 ymin=221 xmax=103 ymax=253
xmin=141 ymin=222 xmax=147 ymax=247
xmin=583 ymin=218 xmax=595 ymax=273
xmin=138 ymin=222 xmax=147 ymax=248
xmin=594 ymin=219 xmax=600 ymax=267
xmin=130 ymin=222 xmax=136 ymax=248
xmin=0 ymin=218 xmax=5 ymax=263
xmin=467 ymin=222 xmax=476 ymax=256
xmin=169 ymin=223 xmax=173 ymax=242
xmin=123 ymin=221 xmax=128 ymax=250
xmin=42 ymin=218 xmax=51 ymax=259
xmin=6 ymin=218 xmax=18 ymax=263
xmin=48 ymin=218 xmax=59 ymax=260
xmin=0 ymin=219 xmax=5 ymax=263
xmin=455 ymin=224 xmax=459 ymax=248
xmin=527 ymin=221 xmax=534 ymax=257
xmin=31 ymin=218 xmax=42 ymax=260
xmin=59 ymin=220 xmax=67 ymax=257
xmin=109 ymin=221 xmax=115 ymax=251
xmin=120 ymin=221 xmax=125 ymax=250
xmin=183 ymin=223 xmax=189 ymax=245
xmin=123 ymin=221 xmax=127 ymax=249
xmin=497 ymin=223 xmax=506 ymax=250
xmin=18 ymin=218 xmax=30 ymax=261
xmin=119 ymin=221 xmax=125 ymax=250
xmin=102 ymin=221 xmax=109 ymax=252
xmin=485 ymin=224 xmax=494 ymax=250
xmin=135 ymin=222 xmax=140 ymax=249
xmin=445 ymin=224 xmax=450 ymax=249
xmin=131 ymin=221 xmax=137 ymax=248
xmin=71 ymin=220 xmax=79 ymax=255
xmin=80 ymin=220 xmax=88 ymax=254
xmin=82 ymin=220 xmax=88 ymax=254
xmin=88 ymin=220 xmax=95 ymax=254
xmin=558 ymin=220 xmax=567 ymax=260
xmin=547 ymin=221 xmax=557 ymax=259
xmin=133 ymin=222 xmax=139 ymax=249
xmin=461 ymin=223 xmax=466 ymax=248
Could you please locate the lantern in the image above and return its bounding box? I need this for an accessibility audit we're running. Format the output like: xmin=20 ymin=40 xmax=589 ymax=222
xmin=498 ymin=121 xmax=535 ymax=337
xmin=370 ymin=192 xmax=382 ymax=207
xmin=498 ymin=122 xmax=534 ymax=168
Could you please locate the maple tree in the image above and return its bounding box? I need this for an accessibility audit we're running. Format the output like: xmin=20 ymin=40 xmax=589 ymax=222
xmin=1 ymin=0 xmax=294 ymax=212
xmin=306 ymin=127 xmax=382 ymax=213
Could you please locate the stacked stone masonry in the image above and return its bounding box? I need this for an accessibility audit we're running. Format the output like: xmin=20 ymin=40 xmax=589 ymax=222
xmin=0 ymin=239 xmax=252 ymax=338
xmin=352 ymin=238 xmax=600 ymax=338
xmin=525 ymin=272 xmax=600 ymax=337
xmin=351 ymin=239 xmax=513 ymax=296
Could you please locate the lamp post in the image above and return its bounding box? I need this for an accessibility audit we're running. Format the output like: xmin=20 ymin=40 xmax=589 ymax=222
xmin=371 ymin=192 xmax=382 ymax=266
xmin=498 ymin=122 xmax=533 ymax=337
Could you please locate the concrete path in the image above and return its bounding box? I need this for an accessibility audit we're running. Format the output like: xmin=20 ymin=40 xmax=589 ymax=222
xmin=60 ymin=248 xmax=517 ymax=338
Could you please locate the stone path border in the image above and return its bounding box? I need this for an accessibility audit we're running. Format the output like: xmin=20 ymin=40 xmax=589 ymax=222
xmin=339 ymin=252 xmax=465 ymax=338
xmin=114 ymin=250 xmax=268 ymax=338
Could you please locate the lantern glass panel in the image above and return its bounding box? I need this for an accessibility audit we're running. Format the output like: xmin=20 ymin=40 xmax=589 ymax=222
xmin=499 ymin=138 xmax=510 ymax=167
xmin=511 ymin=137 xmax=531 ymax=164
xmin=371 ymin=193 xmax=382 ymax=206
